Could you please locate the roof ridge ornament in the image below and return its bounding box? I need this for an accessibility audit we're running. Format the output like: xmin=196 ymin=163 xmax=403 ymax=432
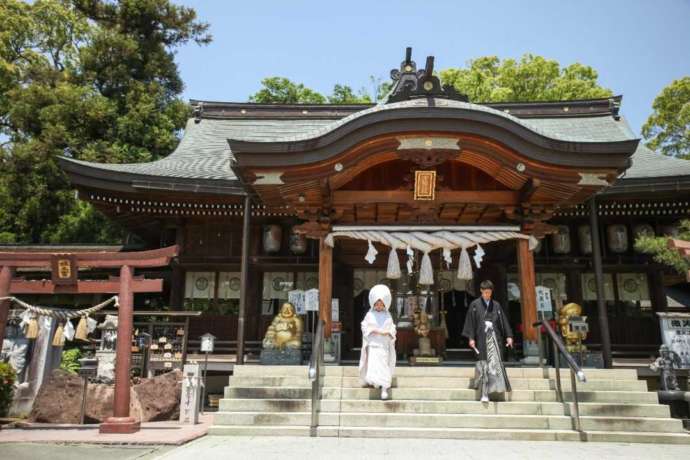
xmin=385 ymin=47 xmax=469 ymax=104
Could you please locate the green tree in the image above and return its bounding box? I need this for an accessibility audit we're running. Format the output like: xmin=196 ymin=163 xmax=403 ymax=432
xmin=635 ymin=220 xmax=690 ymax=275
xmin=0 ymin=0 xmax=210 ymax=244
xmin=439 ymin=54 xmax=613 ymax=102
xmin=641 ymin=77 xmax=690 ymax=159
xmin=249 ymin=77 xmax=326 ymax=104
xmin=327 ymin=84 xmax=371 ymax=104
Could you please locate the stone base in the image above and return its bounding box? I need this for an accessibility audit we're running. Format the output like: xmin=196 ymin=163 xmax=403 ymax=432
xmin=559 ymin=351 xmax=604 ymax=369
xmin=260 ymin=348 xmax=302 ymax=365
xmin=521 ymin=340 xmax=541 ymax=365
xmin=409 ymin=356 xmax=443 ymax=366
xmin=99 ymin=416 xmax=140 ymax=434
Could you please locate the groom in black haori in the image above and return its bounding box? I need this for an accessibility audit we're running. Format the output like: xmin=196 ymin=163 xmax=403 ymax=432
xmin=462 ymin=280 xmax=514 ymax=402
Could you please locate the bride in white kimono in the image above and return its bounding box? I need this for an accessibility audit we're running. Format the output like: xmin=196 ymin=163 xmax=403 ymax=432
xmin=359 ymin=284 xmax=397 ymax=400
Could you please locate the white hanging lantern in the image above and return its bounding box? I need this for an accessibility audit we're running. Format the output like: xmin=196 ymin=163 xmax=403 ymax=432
xmin=551 ymin=225 xmax=571 ymax=254
xmin=607 ymin=224 xmax=628 ymax=253
xmin=577 ymin=225 xmax=592 ymax=255
xmin=263 ymin=225 xmax=282 ymax=253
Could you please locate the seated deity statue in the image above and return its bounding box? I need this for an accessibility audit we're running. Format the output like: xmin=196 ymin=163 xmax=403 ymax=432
xmin=262 ymin=302 xmax=304 ymax=350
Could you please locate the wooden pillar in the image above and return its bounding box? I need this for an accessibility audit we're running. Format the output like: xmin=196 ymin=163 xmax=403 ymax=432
xmin=0 ymin=266 xmax=12 ymax=345
xmin=236 ymin=195 xmax=251 ymax=364
xmin=517 ymin=238 xmax=537 ymax=342
xmin=100 ymin=265 xmax=139 ymax=433
xmin=589 ymin=197 xmax=612 ymax=368
xmin=319 ymin=238 xmax=333 ymax=338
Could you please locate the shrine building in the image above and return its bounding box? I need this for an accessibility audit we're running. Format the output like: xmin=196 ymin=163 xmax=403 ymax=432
xmin=49 ymin=50 xmax=690 ymax=369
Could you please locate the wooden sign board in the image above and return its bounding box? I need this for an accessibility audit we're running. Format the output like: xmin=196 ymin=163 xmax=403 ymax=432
xmin=51 ymin=254 xmax=78 ymax=286
xmin=414 ymin=170 xmax=436 ymax=200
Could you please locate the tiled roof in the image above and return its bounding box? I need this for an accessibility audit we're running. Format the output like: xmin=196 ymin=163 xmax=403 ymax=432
xmin=59 ymin=98 xmax=688 ymax=184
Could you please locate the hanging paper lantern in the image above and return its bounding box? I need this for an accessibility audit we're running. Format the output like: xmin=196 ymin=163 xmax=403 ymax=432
xmin=551 ymin=225 xmax=571 ymax=254
xmin=263 ymin=225 xmax=282 ymax=253
xmin=288 ymin=226 xmax=307 ymax=255
xmin=607 ymin=224 xmax=628 ymax=253
xmin=578 ymin=225 xmax=592 ymax=255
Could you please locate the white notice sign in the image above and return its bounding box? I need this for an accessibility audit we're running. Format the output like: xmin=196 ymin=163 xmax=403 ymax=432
xmin=535 ymin=286 xmax=553 ymax=313
xmin=288 ymin=289 xmax=306 ymax=315
xmin=331 ymin=298 xmax=339 ymax=322
xmin=305 ymin=288 xmax=320 ymax=312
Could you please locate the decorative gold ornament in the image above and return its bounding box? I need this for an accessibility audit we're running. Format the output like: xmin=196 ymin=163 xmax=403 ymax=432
xmin=262 ymin=302 xmax=304 ymax=350
xmin=558 ymin=303 xmax=588 ymax=353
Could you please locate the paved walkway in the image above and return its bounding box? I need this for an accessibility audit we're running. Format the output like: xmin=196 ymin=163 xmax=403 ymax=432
xmin=0 ymin=414 xmax=212 ymax=445
xmin=157 ymin=436 xmax=690 ymax=460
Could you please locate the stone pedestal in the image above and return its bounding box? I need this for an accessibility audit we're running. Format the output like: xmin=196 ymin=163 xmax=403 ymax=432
xmin=260 ymin=348 xmax=301 ymax=365
xmin=521 ymin=340 xmax=541 ymax=365
xmin=99 ymin=416 xmax=140 ymax=434
xmin=179 ymin=364 xmax=200 ymax=425
xmin=96 ymin=350 xmax=116 ymax=382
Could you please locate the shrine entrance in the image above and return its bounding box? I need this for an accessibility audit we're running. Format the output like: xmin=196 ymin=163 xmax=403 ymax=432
xmin=226 ymin=53 xmax=636 ymax=364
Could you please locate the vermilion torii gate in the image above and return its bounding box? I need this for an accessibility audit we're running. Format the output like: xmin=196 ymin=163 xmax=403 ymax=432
xmin=0 ymin=245 xmax=178 ymax=434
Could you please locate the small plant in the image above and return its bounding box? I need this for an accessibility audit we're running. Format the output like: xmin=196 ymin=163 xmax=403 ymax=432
xmin=0 ymin=362 xmax=17 ymax=417
xmin=60 ymin=348 xmax=82 ymax=374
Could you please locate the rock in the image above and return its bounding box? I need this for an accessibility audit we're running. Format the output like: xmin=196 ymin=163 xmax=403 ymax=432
xmin=260 ymin=348 xmax=302 ymax=365
xmin=29 ymin=369 xmax=182 ymax=424
xmin=29 ymin=369 xmax=83 ymax=424
xmin=132 ymin=369 xmax=182 ymax=421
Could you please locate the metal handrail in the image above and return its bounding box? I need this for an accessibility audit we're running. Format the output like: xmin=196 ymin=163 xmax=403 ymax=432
xmin=308 ymin=319 xmax=325 ymax=437
xmin=534 ymin=320 xmax=587 ymax=436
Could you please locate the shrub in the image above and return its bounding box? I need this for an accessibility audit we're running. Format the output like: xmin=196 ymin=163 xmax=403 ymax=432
xmin=60 ymin=348 xmax=82 ymax=374
xmin=0 ymin=362 xmax=17 ymax=417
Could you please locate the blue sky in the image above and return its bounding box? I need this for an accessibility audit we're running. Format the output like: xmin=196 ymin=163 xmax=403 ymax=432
xmin=175 ymin=0 xmax=690 ymax=136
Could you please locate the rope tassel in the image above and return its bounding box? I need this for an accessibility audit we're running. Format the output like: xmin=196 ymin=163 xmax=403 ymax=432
xmin=25 ymin=315 xmax=39 ymax=339
xmin=386 ymin=248 xmax=402 ymax=279
xmin=52 ymin=322 xmax=65 ymax=347
xmin=75 ymin=316 xmax=89 ymax=341
xmin=419 ymin=252 xmax=434 ymax=285
xmin=457 ymin=247 xmax=473 ymax=281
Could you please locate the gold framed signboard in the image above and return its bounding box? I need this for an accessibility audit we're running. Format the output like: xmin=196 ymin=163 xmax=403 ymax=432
xmin=414 ymin=170 xmax=436 ymax=201
xmin=51 ymin=254 xmax=78 ymax=286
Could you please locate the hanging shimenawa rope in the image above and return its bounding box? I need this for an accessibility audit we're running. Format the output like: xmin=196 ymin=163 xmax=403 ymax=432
xmin=0 ymin=295 xmax=119 ymax=343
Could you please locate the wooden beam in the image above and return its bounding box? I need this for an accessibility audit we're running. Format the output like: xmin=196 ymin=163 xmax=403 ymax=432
xmin=319 ymin=238 xmax=333 ymax=339
xmin=0 ymin=266 xmax=12 ymax=347
xmin=517 ymin=238 xmax=537 ymax=342
xmin=333 ymin=190 xmax=518 ymax=206
xmin=519 ymin=178 xmax=541 ymax=203
xmin=9 ymin=278 xmax=163 ymax=294
xmin=0 ymin=245 xmax=179 ymax=269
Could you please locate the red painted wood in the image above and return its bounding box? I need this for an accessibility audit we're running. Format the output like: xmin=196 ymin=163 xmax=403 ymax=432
xmin=9 ymin=279 xmax=163 ymax=294
xmin=0 ymin=245 xmax=178 ymax=268
xmin=101 ymin=265 xmax=139 ymax=433
xmin=0 ymin=266 xmax=12 ymax=348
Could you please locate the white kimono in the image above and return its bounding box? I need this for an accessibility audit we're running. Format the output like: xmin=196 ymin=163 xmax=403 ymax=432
xmin=358 ymin=285 xmax=397 ymax=389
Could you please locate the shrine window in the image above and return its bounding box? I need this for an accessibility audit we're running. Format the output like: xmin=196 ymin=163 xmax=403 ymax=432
xmin=184 ymin=271 xmax=240 ymax=315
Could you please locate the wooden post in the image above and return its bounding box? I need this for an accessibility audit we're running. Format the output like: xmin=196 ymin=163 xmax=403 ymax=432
xmin=0 ymin=266 xmax=12 ymax=345
xmin=237 ymin=195 xmax=251 ymax=365
xmin=589 ymin=197 xmax=612 ymax=368
xmin=100 ymin=265 xmax=140 ymax=433
xmin=517 ymin=238 xmax=537 ymax=343
xmin=319 ymin=238 xmax=333 ymax=338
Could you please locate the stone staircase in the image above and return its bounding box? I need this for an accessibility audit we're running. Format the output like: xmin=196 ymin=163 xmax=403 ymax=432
xmin=210 ymin=365 xmax=690 ymax=443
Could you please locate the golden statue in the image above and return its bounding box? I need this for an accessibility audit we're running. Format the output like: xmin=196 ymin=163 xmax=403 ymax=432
xmin=262 ymin=302 xmax=304 ymax=350
xmin=412 ymin=305 xmax=435 ymax=357
xmin=558 ymin=302 xmax=588 ymax=353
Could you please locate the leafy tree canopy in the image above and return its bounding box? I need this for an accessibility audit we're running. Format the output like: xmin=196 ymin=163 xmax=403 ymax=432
xmin=635 ymin=220 xmax=690 ymax=275
xmin=0 ymin=0 xmax=210 ymax=244
xmin=641 ymin=77 xmax=690 ymax=159
xmin=439 ymin=54 xmax=613 ymax=102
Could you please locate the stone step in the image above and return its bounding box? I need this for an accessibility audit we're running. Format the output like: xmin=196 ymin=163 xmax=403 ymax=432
xmin=232 ymin=365 xmax=640 ymax=380
xmin=333 ymin=427 xmax=690 ymax=444
xmin=206 ymin=426 xmax=690 ymax=444
xmin=227 ymin=375 xmax=647 ymax=391
xmin=217 ymin=398 xmax=671 ymax=418
xmin=214 ymin=410 xmax=683 ymax=433
xmin=232 ymin=365 xmax=640 ymax=381
xmin=223 ymin=386 xmax=658 ymax=403
xmin=323 ymin=387 xmax=659 ymax=404
xmin=335 ymin=412 xmax=683 ymax=433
